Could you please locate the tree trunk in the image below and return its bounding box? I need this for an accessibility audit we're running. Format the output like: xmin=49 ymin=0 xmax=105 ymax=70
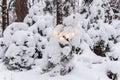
xmin=7 ymin=10 xmax=9 ymax=26
xmin=56 ymin=0 xmax=63 ymax=25
xmin=2 ymin=0 xmax=8 ymax=31
xmin=15 ymin=0 xmax=28 ymax=22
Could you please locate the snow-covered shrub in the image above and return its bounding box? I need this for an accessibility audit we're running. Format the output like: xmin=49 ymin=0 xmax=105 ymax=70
xmin=4 ymin=31 xmax=35 ymax=70
xmin=0 ymin=23 xmax=30 ymax=60
xmin=78 ymin=0 xmax=116 ymax=57
xmin=41 ymin=14 xmax=82 ymax=75
xmin=27 ymin=14 xmax=53 ymax=60
xmin=41 ymin=36 xmax=74 ymax=75
xmin=39 ymin=13 xmax=99 ymax=75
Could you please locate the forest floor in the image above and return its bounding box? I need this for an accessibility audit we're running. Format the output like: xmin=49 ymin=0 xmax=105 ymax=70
xmin=0 ymin=57 xmax=119 ymax=80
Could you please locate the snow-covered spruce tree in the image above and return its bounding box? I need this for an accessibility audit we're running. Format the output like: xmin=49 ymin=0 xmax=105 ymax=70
xmin=26 ymin=11 xmax=74 ymax=75
xmin=2 ymin=13 xmax=53 ymax=70
xmin=38 ymin=0 xmax=83 ymax=75
xmin=24 ymin=1 xmax=55 ymax=68
xmin=4 ymin=30 xmax=35 ymax=70
xmin=24 ymin=1 xmax=73 ymax=74
xmin=2 ymin=22 xmax=36 ymax=70
xmin=79 ymin=0 xmax=115 ymax=57
xmin=28 ymin=14 xmax=53 ymax=60
xmin=42 ymin=27 xmax=74 ymax=76
xmin=40 ymin=13 xmax=82 ymax=76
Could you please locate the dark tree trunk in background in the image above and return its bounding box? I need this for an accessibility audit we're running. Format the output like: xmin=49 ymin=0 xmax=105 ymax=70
xmin=56 ymin=0 xmax=63 ymax=25
xmin=15 ymin=0 xmax=28 ymax=22
xmin=2 ymin=0 xmax=8 ymax=31
xmin=7 ymin=10 xmax=9 ymax=26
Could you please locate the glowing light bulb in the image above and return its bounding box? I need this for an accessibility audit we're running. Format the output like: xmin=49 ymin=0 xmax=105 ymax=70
xmin=53 ymin=26 xmax=77 ymax=40
xmin=65 ymin=34 xmax=70 ymax=39
xmin=59 ymin=36 xmax=64 ymax=40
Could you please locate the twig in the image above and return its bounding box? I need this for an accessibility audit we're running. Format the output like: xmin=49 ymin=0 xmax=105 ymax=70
xmin=0 ymin=5 xmax=2 ymax=8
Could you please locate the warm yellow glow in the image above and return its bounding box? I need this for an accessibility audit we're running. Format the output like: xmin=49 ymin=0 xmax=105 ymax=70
xmin=53 ymin=31 xmax=58 ymax=36
xmin=59 ymin=36 xmax=64 ymax=40
xmin=65 ymin=34 xmax=70 ymax=39
xmin=54 ymin=27 xmax=77 ymax=40
xmin=71 ymin=32 xmax=75 ymax=36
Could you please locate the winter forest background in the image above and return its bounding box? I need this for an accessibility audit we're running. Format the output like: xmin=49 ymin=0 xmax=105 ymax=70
xmin=0 ymin=0 xmax=120 ymax=80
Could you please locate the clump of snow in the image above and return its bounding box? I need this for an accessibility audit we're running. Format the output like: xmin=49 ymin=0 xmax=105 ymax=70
xmin=0 ymin=38 xmax=7 ymax=59
xmin=29 ymin=14 xmax=53 ymax=34
xmin=24 ymin=2 xmax=46 ymax=26
xmin=3 ymin=22 xmax=29 ymax=46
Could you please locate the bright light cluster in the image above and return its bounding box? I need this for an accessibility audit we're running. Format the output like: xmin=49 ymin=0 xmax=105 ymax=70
xmin=54 ymin=26 xmax=77 ymax=40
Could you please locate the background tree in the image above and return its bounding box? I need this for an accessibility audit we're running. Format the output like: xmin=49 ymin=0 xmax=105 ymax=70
xmin=2 ymin=0 xmax=8 ymax=31
xmin=56 ymin=0 xmax=63 ymax=25
xmin=15 ymin=0 xmax=28 ymax=22
xmin=0 ymin=0 xmax=16 ymax=32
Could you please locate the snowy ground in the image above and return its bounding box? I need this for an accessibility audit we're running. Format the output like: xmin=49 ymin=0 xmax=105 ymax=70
xmin=1 ymin=56 xmax=120 ymax=80
xmin=0 ymin=61 xmax=100 ymax=80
